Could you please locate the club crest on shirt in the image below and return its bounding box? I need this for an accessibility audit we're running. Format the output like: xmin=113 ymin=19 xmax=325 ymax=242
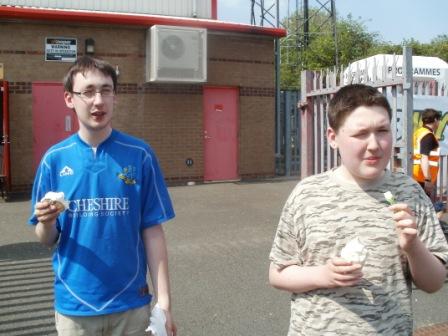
xmin=117 ymin=165 xmax=137 ymax=185
xmin=59 ymin=166 xmax=74 ymax=176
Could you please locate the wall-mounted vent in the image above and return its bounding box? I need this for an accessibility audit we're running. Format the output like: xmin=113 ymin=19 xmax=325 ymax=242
xmin=147 ymin=25 xmax=207 ymax=83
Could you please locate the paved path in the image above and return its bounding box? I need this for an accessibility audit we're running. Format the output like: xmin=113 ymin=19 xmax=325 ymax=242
xmin=0 ymin=180 xmax=447 ymax=335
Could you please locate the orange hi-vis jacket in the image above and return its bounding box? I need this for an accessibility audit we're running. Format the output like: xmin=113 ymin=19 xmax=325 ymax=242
xmin=413 ymin=126 xmax=440 ymax=183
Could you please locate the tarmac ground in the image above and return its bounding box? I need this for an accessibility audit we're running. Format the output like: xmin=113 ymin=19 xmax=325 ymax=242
xmin=0 ymin=179 xmax=447 ymax=335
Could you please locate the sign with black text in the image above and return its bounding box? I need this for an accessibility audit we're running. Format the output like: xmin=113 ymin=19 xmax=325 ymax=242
xmin=45 ymin=37 xmax=77 ymax=62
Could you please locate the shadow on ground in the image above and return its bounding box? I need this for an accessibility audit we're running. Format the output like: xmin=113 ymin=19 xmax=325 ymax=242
xmin=0 ymin=242 xmax=56 ymax=336
xmin=0 ymin=241 xmax=52 ymax=260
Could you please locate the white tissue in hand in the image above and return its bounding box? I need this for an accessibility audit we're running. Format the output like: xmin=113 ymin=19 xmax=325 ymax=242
xmin=41 ymin=191 xmax=68 ymax=211
xmin=340 ymin=237 xmax=368 ymax=265
xmin=146 ymin=303 xmax=167 ymax=336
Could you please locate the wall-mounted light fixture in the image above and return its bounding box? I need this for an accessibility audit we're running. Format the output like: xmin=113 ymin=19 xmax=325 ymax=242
xmin=85 ymin=38 xmax=95 ymax=55
xmin=115 ymin=65 xmax=120 ymax=77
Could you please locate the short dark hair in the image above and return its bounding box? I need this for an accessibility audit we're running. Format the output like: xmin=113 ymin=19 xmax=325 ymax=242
xmin=63 ymin=56 xmax=117 ymax=93
xmin=328 ymin=84 xmax=392 ymax=133
xmin=421 ymin=108 xmax=441 ymax=125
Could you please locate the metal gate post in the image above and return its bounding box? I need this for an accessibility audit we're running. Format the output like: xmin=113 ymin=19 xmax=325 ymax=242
xmin=285 ymin=92 xmax=291 ymax=176
xmin=275 ymin=37 xmax=281 ymax=160
xmin=300 ymin=70 xmax=314 ymax=179
xmin=401 ymin=47 xmax=414 ymax=176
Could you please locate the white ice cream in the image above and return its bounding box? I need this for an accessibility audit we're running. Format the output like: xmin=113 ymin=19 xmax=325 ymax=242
xmin=41 ymin=191 xmax=68 ymax=211
xmin=384 ymin=191 xmax=396 ymax=205
xmin=340 ymin=237 xmax=368 ymax=266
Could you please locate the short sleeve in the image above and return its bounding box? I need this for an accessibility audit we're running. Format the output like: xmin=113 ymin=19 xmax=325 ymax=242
xmin=416 ymin=196 xmax=448 ymax=264
xmin=140 ymin=148 xmax=175 ymax=229
xmin=419 ymin=133 xmax=438 ymax=155
xmin=28 ymin=160 xmax=52 ymax=225
xmin=269 ymin=189 xmax=301 ymax=269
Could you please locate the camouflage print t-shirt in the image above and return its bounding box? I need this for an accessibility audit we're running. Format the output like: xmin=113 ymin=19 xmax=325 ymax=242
xmin=270 ymin=169 xmax=448 ymax=336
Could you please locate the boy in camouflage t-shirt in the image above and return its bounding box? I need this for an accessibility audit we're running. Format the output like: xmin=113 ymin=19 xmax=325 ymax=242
xmin=269 ymin=84 xmax=448 ymax=336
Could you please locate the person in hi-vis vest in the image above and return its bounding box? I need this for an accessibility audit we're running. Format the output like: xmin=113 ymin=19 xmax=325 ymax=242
xmin=413 ymin=108 xmax=441 ymax=201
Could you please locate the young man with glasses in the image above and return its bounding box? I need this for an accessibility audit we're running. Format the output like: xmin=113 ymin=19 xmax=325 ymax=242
xmin=29 ymin=56 xmax=176 ymax=335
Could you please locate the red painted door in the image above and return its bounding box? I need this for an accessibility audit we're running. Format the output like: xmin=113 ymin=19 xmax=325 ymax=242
xmin=203 ymin=87 xmax=239 ymax=181
xmin=32 ymin=82 xmax=78 ymax=170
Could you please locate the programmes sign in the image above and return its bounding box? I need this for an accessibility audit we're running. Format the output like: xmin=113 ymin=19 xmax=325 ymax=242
xmin=45 ymin=37 xmax=77 ymax=62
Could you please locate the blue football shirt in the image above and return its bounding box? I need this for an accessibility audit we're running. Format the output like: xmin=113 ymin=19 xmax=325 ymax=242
xmin=29 ymin=130 xmax=175 ymax=315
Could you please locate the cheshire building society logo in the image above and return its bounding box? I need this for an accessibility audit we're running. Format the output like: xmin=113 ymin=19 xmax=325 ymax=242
xmin=117 ymin=166 xmax=137 ymax=185
xmin=59 ymin=166 xmax=74 ymax=176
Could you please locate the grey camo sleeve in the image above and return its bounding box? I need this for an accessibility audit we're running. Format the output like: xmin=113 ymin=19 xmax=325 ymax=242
xmin=270 ymin=187 xmax=302 ymax=269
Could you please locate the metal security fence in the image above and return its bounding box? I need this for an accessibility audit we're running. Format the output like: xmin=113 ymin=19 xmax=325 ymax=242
xmin=414 ymin=87 xmax=448 ymax=203
xmin=276 ymin=91 xmax=301 ymax=176
xmin=411 ymin=78 xmax=448 ymax=203
xmin=413 ymin=79 xmax=448 ymax=97
xmin=300 ymin=47 xmax=414 ymax=180
xmin=437 ymin=156 xmax=448 ymax=203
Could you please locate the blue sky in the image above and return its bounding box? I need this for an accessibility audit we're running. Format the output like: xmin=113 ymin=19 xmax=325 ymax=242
xmin=218 ymin=0 xmax=448 ymax=44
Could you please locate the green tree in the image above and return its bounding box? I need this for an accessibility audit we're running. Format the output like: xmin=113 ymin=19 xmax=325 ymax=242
xmin=427 ymin=35 xmax=448 ymax=62
xmin=279 ymin=10 xmax=448 ymax=90
xmin=280 ymin=12 xmax=379 ymax=89
xmin=400 ymin=38 xmax=426 ymax=55
xmin=306 ymin=15 xmax=379 ymax=69
xmin=367 ymin=43 xmax=401 ymax=55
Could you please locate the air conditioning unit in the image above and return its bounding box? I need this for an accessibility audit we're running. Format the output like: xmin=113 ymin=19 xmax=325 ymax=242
xmin=147 ymin=25 xmax=207 ymax=83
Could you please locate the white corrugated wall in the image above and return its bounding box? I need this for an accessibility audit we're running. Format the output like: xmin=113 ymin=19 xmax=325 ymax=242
xmin=0 ymin=0 xmax=212 ymax=18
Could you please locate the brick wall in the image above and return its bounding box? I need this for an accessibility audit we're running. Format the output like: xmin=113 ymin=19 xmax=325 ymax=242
xmin=0 ymin=21 xmax=276 ymax=191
